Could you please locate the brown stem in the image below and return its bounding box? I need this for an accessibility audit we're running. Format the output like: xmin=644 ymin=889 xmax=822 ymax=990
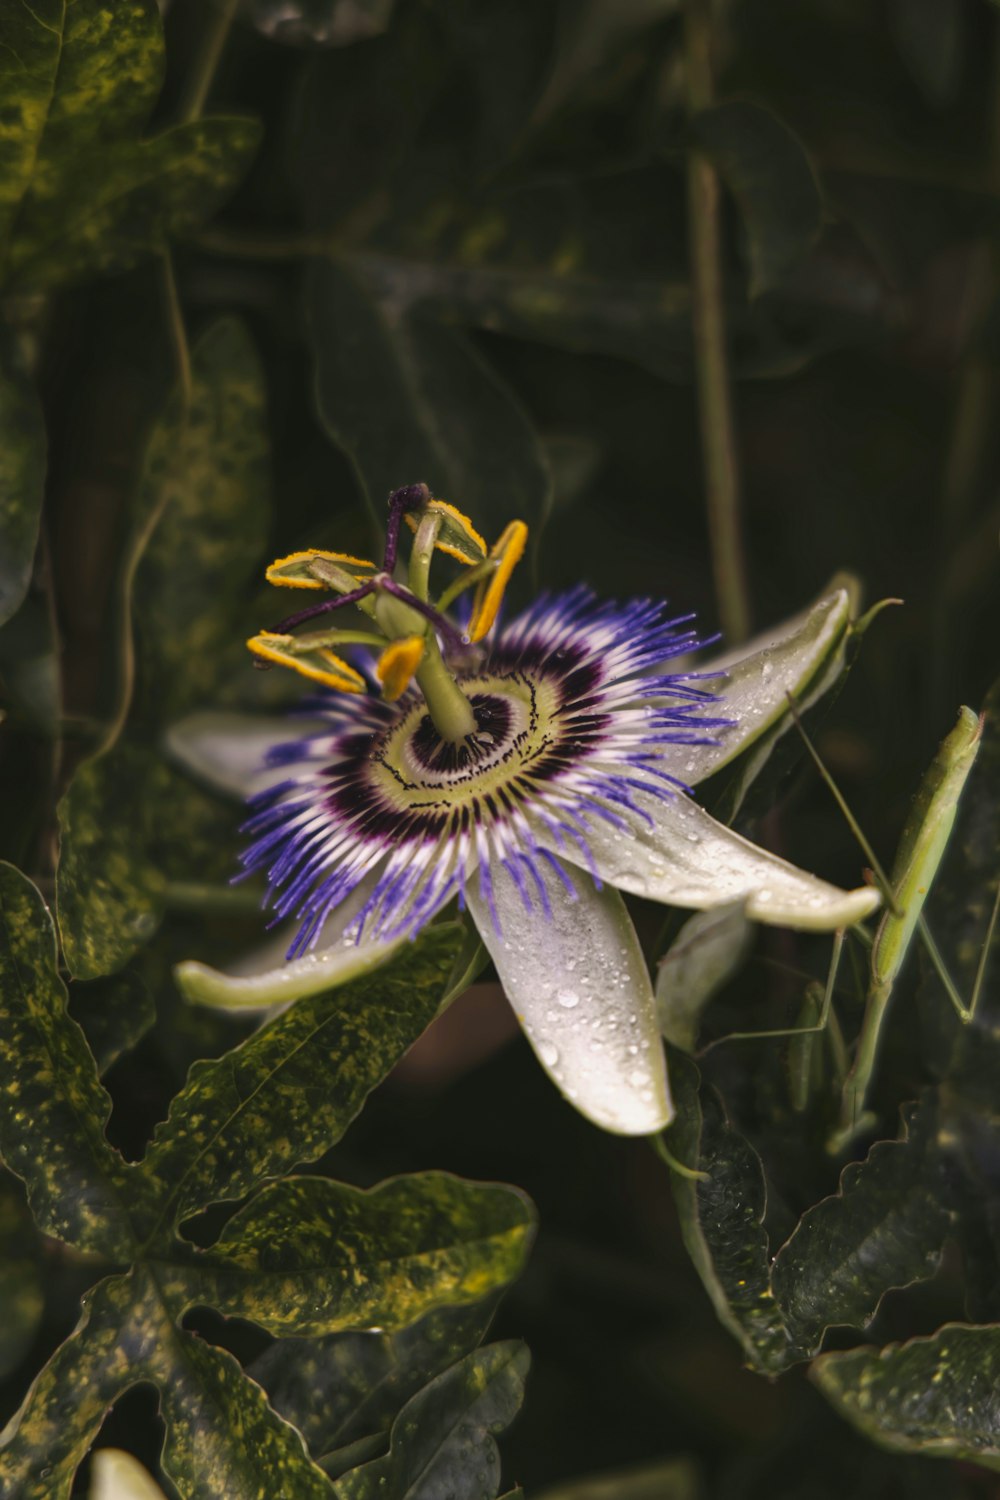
xmin=684 ymin=0 xmax=751 ymax=645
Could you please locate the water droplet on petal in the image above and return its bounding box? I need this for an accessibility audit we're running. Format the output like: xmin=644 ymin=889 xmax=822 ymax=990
xmin=538 ymin=1041 xmax=559 ymax=1068
xmin=557 ymin=988 xmax=580 ymax=1009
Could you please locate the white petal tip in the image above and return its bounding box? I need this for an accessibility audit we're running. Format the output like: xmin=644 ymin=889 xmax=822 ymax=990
xmin=744 ymin=883 xmax=881 ymax=930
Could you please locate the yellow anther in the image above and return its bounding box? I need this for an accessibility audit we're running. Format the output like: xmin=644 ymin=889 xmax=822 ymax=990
xmin=265 ymin=550 xmax=378 ymax=590
xmin=404 ymin=499 xmax=487 ymax=566
xmin=247 ymin=631 xmax=366 ymax=693
xmin=468 ymin=520 xmax=528 ymax=642
xmin=375 ymin=634 xmax=426 ymax=701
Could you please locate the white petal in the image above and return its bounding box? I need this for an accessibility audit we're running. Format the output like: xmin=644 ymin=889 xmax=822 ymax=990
xmin=90 ymin=1450 xmax=169 ymax=1500
xmin=466 ymin=858 xmax=672 ymax=1136
xmin=164 ymin=711 xmax=326 ymax=799
xmin=544 ymin=792 xmax=880 ymax=931
xmin=174 ymin=876 xmax=403 ymax=1012
xmin=663 ymin=587 xmax=852 ymax=787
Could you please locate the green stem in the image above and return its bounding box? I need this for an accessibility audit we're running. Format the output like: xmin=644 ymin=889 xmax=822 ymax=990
xmin=684 ymin=0 xmax=751 ymax=645
xmin=831 ymin=976 xmax=889 ymax=1151
xmin=178 ymin=0 xmax=240 ymax=123
xmin=415 ymin=638 xmax=476 ymax=742
xmin=408 ymin=512 xmax=442 ymax=602
xmin=97 ymin=256 xmax=191 ymax=760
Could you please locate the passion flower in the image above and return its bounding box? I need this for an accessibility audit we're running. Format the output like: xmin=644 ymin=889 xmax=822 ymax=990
xmin=170 ymin=486 xmax=879 ymax=1135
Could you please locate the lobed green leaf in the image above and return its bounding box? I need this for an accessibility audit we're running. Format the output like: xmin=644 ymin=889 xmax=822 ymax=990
xmin=0 ymin=1273 xmax=140 ymax=1500
xmin=181 ymin=1172 xmax=535 ymax=1337
xmin=68 ymin=969 xmax=157 ymax=1078
xmin=250 ymin=1296 xmax=501 ymax=1458
xmin=0 ymin=863 xmax=148 ymax=1257
xmin=812 ymin=1323 xmax=1000 ymax=1469
xmin=664 ymin=1051 xmax=792 ymax=1374
xmin=771 ymin=1098 xmax=951 ymax=1357
xmin=140 ymin=924 xmax=463 ymax=1236
xmin=333 ymin=1341 xmax=529 ymax=1500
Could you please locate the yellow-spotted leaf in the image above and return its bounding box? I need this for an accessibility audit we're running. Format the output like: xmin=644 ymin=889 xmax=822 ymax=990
xmin=812 ymin=1324 xmax=1000 ymax=1470
xmin=0 ymin=1268 xmax=335 ymax=1500
xmin=0 ymin=1273 xmax=140 ymax=1500
xmin=179 ymin=1172 xmax=535 ymax=1337
xmin=132 ymin=318 xmax=271 ymax=722
xmin=0 ymin=3 xmax=259 ymax=292
xmin=0 ymin=0 xmax=163 ymax=254
xmin=0 ymin=864 xmax=148 ymax=1258
xmin=140 ymin=925 xmax=463 ymax=1233
xmin=56 ymin=748 xmax=168 ymax=981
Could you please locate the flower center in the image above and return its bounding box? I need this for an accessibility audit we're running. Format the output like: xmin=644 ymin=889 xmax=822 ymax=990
xmin=370 ymin=671 xmax=561 ymax=811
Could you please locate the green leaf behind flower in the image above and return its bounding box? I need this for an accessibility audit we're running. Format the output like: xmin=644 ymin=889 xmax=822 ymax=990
xmin=132 ymin=317 xmax=270 ymax=722
xmin=308 ymin=260 xmax=551 ymax=536
xmin=0 ymin=336 xmax=46 ymax=630
xmin=56 ymin=747 xmax=168 ymax=981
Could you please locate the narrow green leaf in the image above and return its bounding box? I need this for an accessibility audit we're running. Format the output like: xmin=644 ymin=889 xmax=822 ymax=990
xmin=873 ymin=705 xmax=982 ymax=990
xmin=0 ymin=863 xmax=146 ymax=1257
xmin=334 ymin=1341 xmax=529 ymax=1500
xmin=664 ymin=1051 xmax=792 ymax=1374
xmin=0 ymin=1175 xmax=43 ymax=1380
xmin=346 ymin=241 xmax=696 ymax=384
xmin=250 ymin=1297 xmax=500 ymax=1458
xmin=133 ymin=318 xmax=270 ymax=721
xmin=69 ymin=969 xmax=157 ymax=1077
xmin=0 ymin=335 xmax=46 ymax=629
xmin=141 ymin=924 xmax=463 ymax=1235
xmin=771 ymin=1099 xmax=951 ymax=1357
xmin=431 ymin=0 xmax=558 ymax=169
xmin=56 ymin=748 xmax=168 ymax=981
xmin=0 ymin=0 xmax=163 ymax=254
xmin=182 ymin=1172 xmax=534 ymax=1337
xmin=308 ymin=260 xmax=551 ymax=535
xmin=693 ymin=101 xmax=823 ymax=298
xmin=6 ymin=118 xmax=261 ymax=292
xmin=812 ymin=1323 xmax=1000 ymax=1469
xmin=0 ymin=1273 xmax=139 ymax=1500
